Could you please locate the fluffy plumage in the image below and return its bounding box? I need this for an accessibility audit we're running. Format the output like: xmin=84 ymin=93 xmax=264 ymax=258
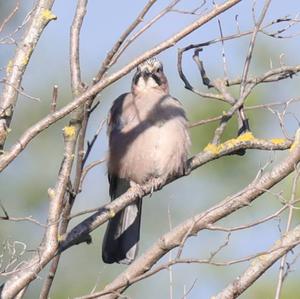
xmin=102 ymin=58 xmax=190 ymax=264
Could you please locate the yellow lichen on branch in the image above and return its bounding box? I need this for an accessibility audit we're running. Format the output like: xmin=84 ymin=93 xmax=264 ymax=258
xmin=271 ymin=138 xmax=286 ymax=145
xmin=57 ymin=234 xmax=64 ymax=242
xmin=236 ymin=132 xmax=254 ymax=142
xmin=6 ymin=60 xmax=13 ymax=75
xmin=108 ymin=209 xmax=116 ymax=218
xmin=41 ymin=9 xmax=57 ymax=22
xmin=47 ymin=188 xmax=55 ymax=199
xmin=204 ymin=132 xmax=256 ymax=155
xmin=63 ymin=126 xmax=76 ymax=139
xmin=22 ymin=53 xmax=31 ymax=66
xmin=220 ymin=132 xmax=255 ymax=150
xmin=204 ymin=132 xmax=290 ymax=156
xmin=203 ymin=143 xmax=219 ymax=155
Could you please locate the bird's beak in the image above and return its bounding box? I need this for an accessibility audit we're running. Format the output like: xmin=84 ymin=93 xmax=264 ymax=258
xmin=141 ymin=69 xmax=152 ymax=80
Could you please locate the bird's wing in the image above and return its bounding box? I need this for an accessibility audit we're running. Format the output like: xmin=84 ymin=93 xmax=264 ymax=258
xmin=103 ymin=93 xmax=142 ymax=264
xmin=107 ymin=92 xmax=131 ymax=136
xmin=107 ymin=92 xmax=131 ymax=198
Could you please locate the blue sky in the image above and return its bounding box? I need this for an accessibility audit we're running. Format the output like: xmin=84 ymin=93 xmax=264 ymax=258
xmin=1 ymin=1 xmax=300 ymax=298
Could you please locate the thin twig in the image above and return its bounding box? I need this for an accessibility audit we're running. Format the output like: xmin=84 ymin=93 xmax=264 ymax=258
xmin=39 ymin=1 xmax=88 ymax=298
xmin=95 ymin=0 xmax=158 ymax=82
xmin=108 ymin=0 xmax=182 ymax=68
xmin=0 ymin=1 xmax=20 ymax=33
xmin=0 ymin=0 xmax=245 ymax=172
xmin=0 ymin=80 xmax=41 ymax=102
xmin=213 ymin=226 xmax=300 ymax=299
xmin=0 ymin=0 xmax=56 ymax=149
xmin=82 ymin=119 xmax=106 ymax=167
xmin=79 ymin=158 xmax=106 ymax=192
xmin=239 ymin=0 xmax=272 ymax=97
xmin=274 ymin=168 xmax=300 ymax=299
xmin=51 ymin=85 xmax=58 ymax=113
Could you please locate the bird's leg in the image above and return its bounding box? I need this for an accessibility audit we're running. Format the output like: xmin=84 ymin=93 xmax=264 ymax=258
xmin=237 ymin=106 xmax=251 ymax=136
xmin=148 ymin=177 xmax=162 ymax=197
xmin=233 ymin=106 xmax=251 ymax=156
xmin=129 ymin=180 xmax=142 ymax=191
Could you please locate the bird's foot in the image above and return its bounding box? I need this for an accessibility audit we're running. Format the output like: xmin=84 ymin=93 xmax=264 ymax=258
xmin=149 ymin=177 xmax=161 ymax=197
xmin=129 ymin=180 xmax=141 ymax=191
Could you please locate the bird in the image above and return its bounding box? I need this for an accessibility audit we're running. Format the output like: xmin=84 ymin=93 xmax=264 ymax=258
xmin=102 ymin=57 xmax=191 ymax=264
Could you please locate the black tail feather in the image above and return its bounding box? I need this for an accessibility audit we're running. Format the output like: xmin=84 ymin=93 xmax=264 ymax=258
xmin=102 ymin=200 xmax=142 ymax=264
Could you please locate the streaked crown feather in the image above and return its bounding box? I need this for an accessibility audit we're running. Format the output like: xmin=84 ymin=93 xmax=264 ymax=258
xmin=137 ymin=57 xmax=163 ymax=73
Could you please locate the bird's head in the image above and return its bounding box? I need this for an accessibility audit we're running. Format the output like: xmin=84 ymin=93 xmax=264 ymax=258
xmin=132 ymin=58 xmax=169 ymax=93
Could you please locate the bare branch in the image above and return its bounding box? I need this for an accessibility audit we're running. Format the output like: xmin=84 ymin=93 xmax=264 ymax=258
xmin=274 ymin=169 xmax=300 ymax=299
xmin=0 ymin=1 xmax=20 ymax=33
xmin=0 ymin=0 xmax=242 ymax=172
xmin=2 ymin=2 xmax=300 ymax=298
xmin=78 ymin=131 xmax=300 ymax=299
xmin=59 ymin=133 xmax=293 ymax=254
xmin=239 ymin=0 xmax=272 ymax=97
xmin=50 ymin=85 xmax=58 ymax=113
xmin=213 ymin=225 xmax=300 ymax=299
xmin=79 ymin=158 xmax=106 ymax=192
xmin=70 ymin=0 xmax=87 ymax=96
xmin=0 ymin=80 xmax=41 ymax=102
xmin=108 ymin=0 xmax=182 ymax=68
xmin=189 ymin=98 xmax=300 ymax=128
xmin=206 ymin=204 xmax=289 ymax=232
xmin=177 ymin=47 xmax=224 ymax=101
xmin=1 ymin=127 xmax=76 ymax=298
xmin=40 ymin=1 xmax=89 ymax=297
xmin=95 ymin=0 xmax=158 ymax=81
xmin=0 ymin=0 xmax=57 ymax=150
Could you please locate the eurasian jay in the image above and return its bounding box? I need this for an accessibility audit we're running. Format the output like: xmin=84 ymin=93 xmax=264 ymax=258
xmin=102 ymin=58 xmax=190 ymax=264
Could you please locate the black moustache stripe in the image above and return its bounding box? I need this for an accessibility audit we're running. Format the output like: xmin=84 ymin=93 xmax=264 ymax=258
xmin=133 ymin=72 xmax=141 ymax=85
xmin=151 ymin=74 xmax=162 ymax=85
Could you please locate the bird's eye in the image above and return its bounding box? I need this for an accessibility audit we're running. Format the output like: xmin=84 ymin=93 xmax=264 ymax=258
xmin=157 ymin=67 xmax=162 ymax=73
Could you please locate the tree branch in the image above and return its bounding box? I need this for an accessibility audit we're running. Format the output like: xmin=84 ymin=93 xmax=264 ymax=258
xmin=0 ymin=0 xmax=56 ymax=150
xmin=95 ymin=0 xmax=158 ymax=81
xmin=39 ymin=0 xmax=88 ymax=297
xmin=59 ymin=134 xmax=293 ymax=253
xmin=213 ymin=225 xmax=300 ymax=299
xmin=0 ymin=0 xmax=242 ymax=172
xmin=77 ymin=130 xmax=300 ymax=299
xmin=0 ymin=127 xmax=76 ymax=299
